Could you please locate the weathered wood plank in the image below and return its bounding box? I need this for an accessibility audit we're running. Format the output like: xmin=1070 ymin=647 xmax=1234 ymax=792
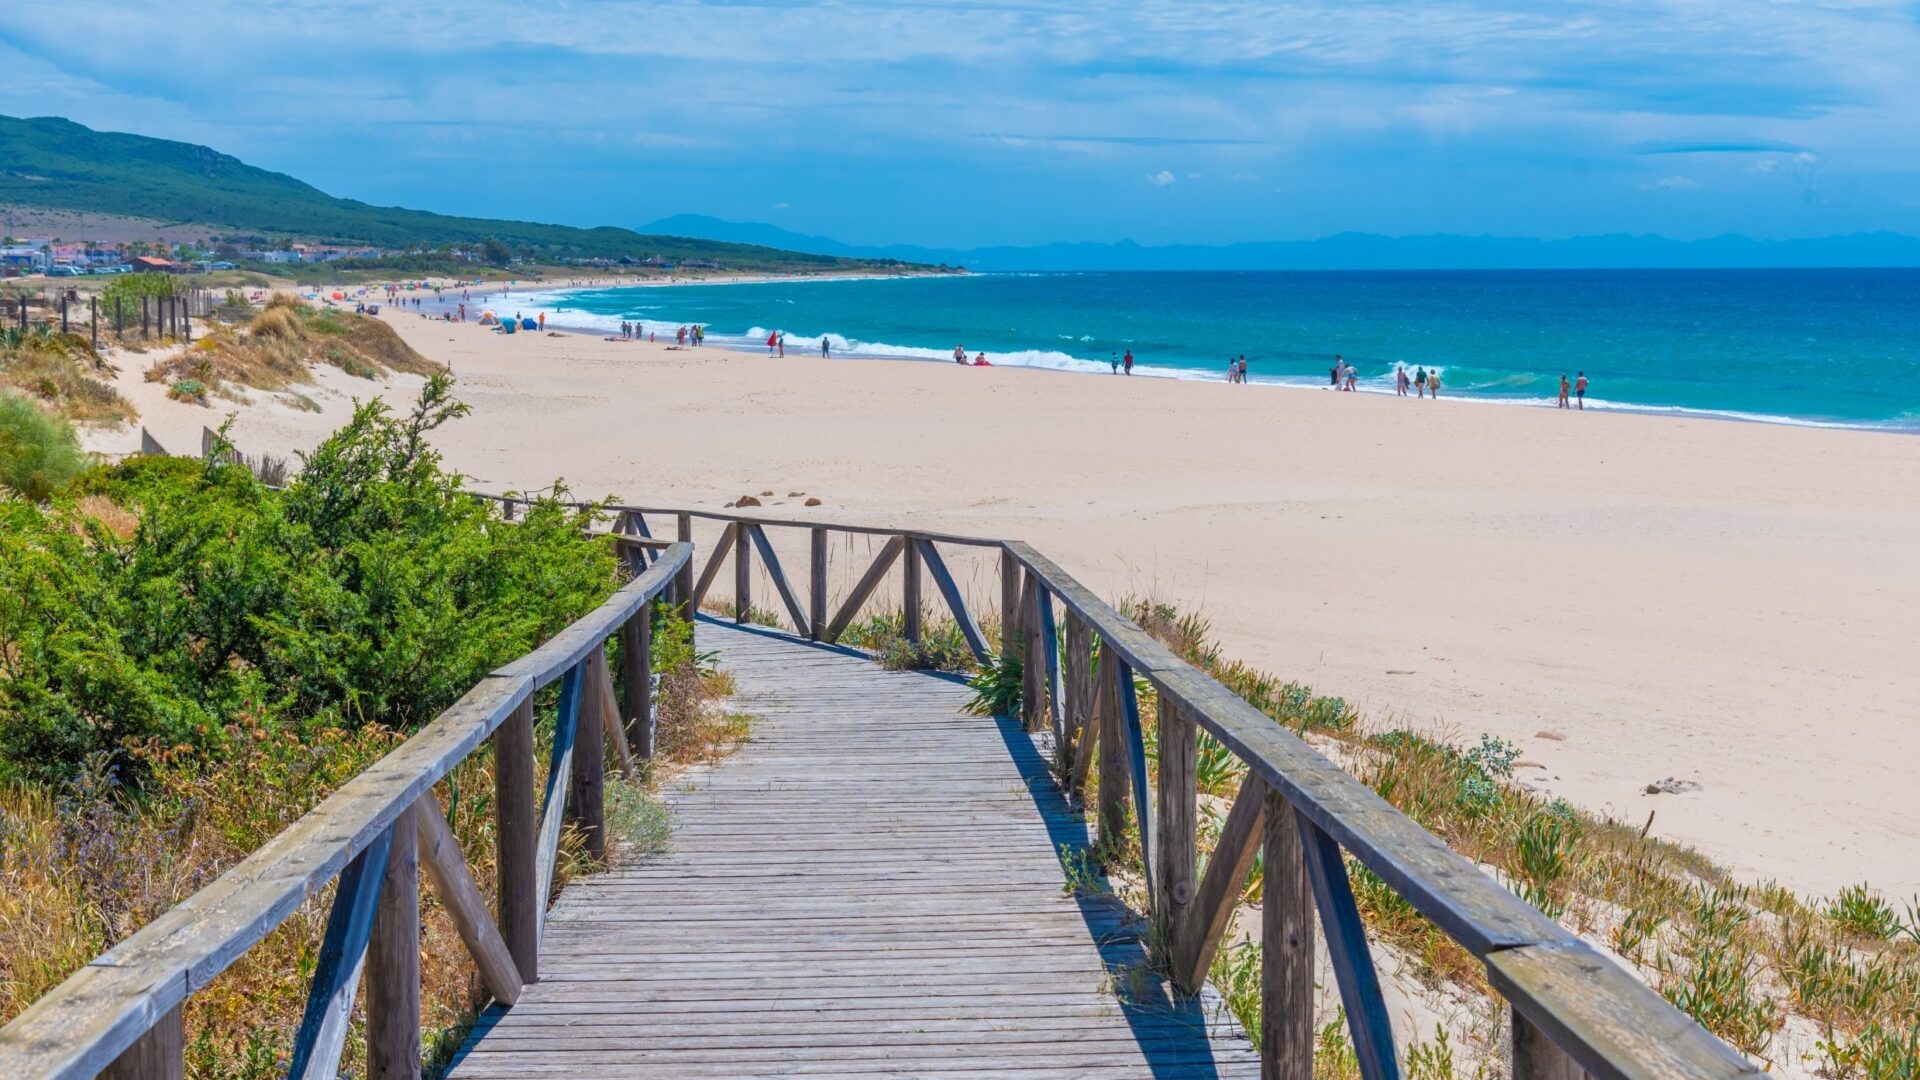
xmin=1155 ymin=696 xmax=1198 ymax=958
xmin=287 ymin=827 xmax=391 ymax=1079
xmin=415 ymin=797 xmax=522 ymax=1006
xmin=1296 ymin=811 xmax=1398 ymax=1080
xmin=688 ymin=522 xmax=738 ymax=612
xmin=535 ymin=665 xmax=584 ymax=930
xmin=1094 ymin=647 xmax=1128 ymax=846
xmin=1262 ymin=788 xmax=1314 ymax=1080
xmin=1174 ymin=774 xmax=1265 ymax=994
xmin=917 ymin=540 xmax=990 ymax=663
xmin=809 ymin=527 xmax=828 ymax=640
xmin=1486 ymin=942 xmax=1761 ymax=1080
xmin=902 ymin=535 xmax=923 ymax=642
xmin=495 ymin=697 xmax=540 ymax=984
xmin=368 ymin=801 xmax=421 ymax=1079
xmin=732 ymin=522 xmax=751 ymax=622
xmin=747 ymin=524 xmax=810 ymax=635
xmin=99 ymin=1006 xmax=180 ymax=1080
xmin=823 ymin=537 xmax=904 ymax=643
xmin=569 ymin=652 xmax=608 ymax=861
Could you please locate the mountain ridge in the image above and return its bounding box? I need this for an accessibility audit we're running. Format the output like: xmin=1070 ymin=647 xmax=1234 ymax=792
xmin=642 ymin=213 xmax=1920 ymax=271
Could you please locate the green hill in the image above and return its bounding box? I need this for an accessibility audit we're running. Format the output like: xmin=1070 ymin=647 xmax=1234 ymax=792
xmin=0 ymin=115 xmax=919 ymax=271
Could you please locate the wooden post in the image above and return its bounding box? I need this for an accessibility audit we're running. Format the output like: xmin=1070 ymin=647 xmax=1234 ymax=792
xmin=809 ymin=527 xmax=828 ymax=641
xmin=902 ymin=535 xmax=922 ymax=643
xmin=999 ymin=548 xmax=1022 ymax=657
xmin=569 ymin=651 xmax=609 ymax=860
xmin=368 ymin=804 xmax=421 ymax=1079
xmin=101 ymin=1006 xmax=183 ymax=1080
xmin=1263 ymin=789 xmax=1315 ymax=1079
xmin=675 ymin=512 xmax=695 ymax=625
xmin=59 ymin=295 xmax=68 ymax=333
xmin=19 ymin=295 xmax=27 ymax=330
xmin=182 ymin=297 xmax=191 ymax=343
xmin=1513 ymin=1011 xmax=1590 ymax=1080
xmin=1020 ymin=573 xmax=1046 ymax=732
xmin=733 ymin=521 xmax=751 ymax=622
xmin=622 ymin=604 xmax=653 ymax=759
xmin=1154 ymin=697 xmax=1197 ymax=962
xmin=494 ymin=697 xmax=539 ymax=982
xmin=114 ymin=295 xmax=122 ymax=334
xmin=90 ymin=297 xmax=98 ymax=350
xmin=1095 ymin=651 xmax=1129 ymax=847
xmin=1061 ymin=612 xmax=1093 ymax=783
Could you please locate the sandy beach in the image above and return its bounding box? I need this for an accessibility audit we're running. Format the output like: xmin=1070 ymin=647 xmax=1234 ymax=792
xmin=96 ymin=301 xmax=1920 ymax=901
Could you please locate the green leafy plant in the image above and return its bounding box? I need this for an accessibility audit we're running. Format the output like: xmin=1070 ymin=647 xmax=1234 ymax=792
xmin=0 ymin=392 xmax=87 ymax=500
xmin=1827 ymin=884 xmax=1903 ymax=942
xmin=966 ymin=651 xmax=1024 ymax=716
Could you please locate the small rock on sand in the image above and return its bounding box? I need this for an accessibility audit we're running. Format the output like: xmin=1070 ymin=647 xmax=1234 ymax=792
xmin=804 ymin=497 xmax=822 ymax=507
xmin=788 ymin=491 xmax=806 ymax=497
xmin=760 ymin=490 xmax=774 ymax=497
xmin=1535 ymin=730 xmax=1567 ymax=741
xmin=734 ymin=495 xmax=763 ymax=507
xmin=1643 ymin=777 xmax=1702 ymax=795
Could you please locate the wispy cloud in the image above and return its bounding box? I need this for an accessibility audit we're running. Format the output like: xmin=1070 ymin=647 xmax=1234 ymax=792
xmin=0 ymin=0 xmax=1915 ymax=244
xmin=1640 ymin=175 xmax=1701 ymax=190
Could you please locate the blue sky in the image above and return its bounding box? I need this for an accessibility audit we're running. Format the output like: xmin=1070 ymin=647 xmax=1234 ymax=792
xmin=2 ymin=1 xmax=1918 ymax=247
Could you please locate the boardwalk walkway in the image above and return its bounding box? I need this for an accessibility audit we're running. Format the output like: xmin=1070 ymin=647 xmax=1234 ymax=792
xmin=450 ymin=618 xmax=1260 ymax=1078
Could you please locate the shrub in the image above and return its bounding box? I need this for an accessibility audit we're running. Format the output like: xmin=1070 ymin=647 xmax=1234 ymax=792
xmin=168 ymin=378 xmax=207 ymax=403
xmin=0 ymin=393 xmax=87 ymax=501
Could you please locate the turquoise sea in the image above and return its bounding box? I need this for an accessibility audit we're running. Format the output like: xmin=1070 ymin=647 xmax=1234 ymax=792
xmin=512 ymin=269 xmax=1920 ymax=429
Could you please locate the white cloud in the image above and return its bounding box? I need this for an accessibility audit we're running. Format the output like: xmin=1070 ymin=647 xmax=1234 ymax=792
xmin=773 ymin=202 xmax=790 ymax=209
xmin=1640 ymin=175 xmax=1701 ymax=190
xmin=1147 ymin=170 xmax=1177 ymax=187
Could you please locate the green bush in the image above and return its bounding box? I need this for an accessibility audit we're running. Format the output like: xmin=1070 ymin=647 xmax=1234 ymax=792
xmin=0 ymin=392 xmax=87 ymax=501
xmin=0 ymin=373 xmax=616 ymax=786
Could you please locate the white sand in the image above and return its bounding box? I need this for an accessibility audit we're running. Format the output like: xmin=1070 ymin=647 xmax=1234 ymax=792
xmin=96 ymin=306 xmax=1920 ymax=900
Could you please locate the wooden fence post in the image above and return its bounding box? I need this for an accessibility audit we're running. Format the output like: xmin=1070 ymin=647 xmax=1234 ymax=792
xmin=902 ymin=536 xmax=922 ymax=643
xmin=1095 ymin=651 xmax=1129 ymax=847
xmin=1020 ymin=573 xmax=1046 ymax=732
xmin=733 ymin=522 xmax=751 ymax=622
xmin=999 ymin=548 xmax=1022 ymax=657
xmin=809 ymin=527 xmax=828 ymax=641
xmin=1154 ymin=697 xmax=1197 ymax=962
xmin=622 ymin=603 xmax=653 ymax=759
xmin=59 ymin=296 xmax=68 ymax=333
xmin=368 ymin=801 xmax=421 ymax=1079
xmin=1512 ymin=1011 xmax=1590 ymax=1080
xmin=90 ymin=297 xmax=98 ymax=350
xmin=101 ymin=1006 xmax=183 ymax=1080
xmin=1262 ymin=790 xmax=1315 ymax=1079
xmin=495 ymin=697 xmax=539 ymax=982
xmin=676 ymin=513 xmax=695 ymax=627
xmin=569 ymin=650 xmax=609 ymax=861
xmin=1060 ymin=612 xmax=1093 ymax=786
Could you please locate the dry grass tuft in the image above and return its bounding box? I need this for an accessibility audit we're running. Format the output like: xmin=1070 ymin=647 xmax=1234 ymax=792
xmin=150 ymin=299 xmax=441 ymax=397
xmin=0 ymin=328 xmax=135 ymax=426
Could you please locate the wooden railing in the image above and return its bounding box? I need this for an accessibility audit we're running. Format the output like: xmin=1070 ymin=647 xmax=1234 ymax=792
xmin=519 ymin=501 xmax=1761 ymax=1080
xmin=0 ymin=539 xmax=691 ymax=1080
xmin=2 ymin=493 xmax=1760 ymax=1080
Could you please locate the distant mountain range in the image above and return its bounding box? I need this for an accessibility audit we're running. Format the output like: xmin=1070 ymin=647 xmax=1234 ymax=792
xmin=643 ymin=214 xmax=1920 ymax=271
xmin=0 ymin=116 xmax=913 ymax=272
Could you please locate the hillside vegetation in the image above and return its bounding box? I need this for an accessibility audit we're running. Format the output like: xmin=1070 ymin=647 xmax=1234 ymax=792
xmin=0 ymin=115 xmax=926 ymax=272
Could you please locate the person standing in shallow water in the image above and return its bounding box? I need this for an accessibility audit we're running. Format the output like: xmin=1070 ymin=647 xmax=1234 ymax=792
xmin=1575 ymin=371 xmax=1588 ymax=409
xmin=1559 ymin=373 xmax=1572 ymax=409
xmin=821 ymin=337 xmax=831 ymax=358
xmin=1396 ymin=364 xmax=1410 ymax=396
xmin=1123 ymin=350 xmax=1134 ymax=375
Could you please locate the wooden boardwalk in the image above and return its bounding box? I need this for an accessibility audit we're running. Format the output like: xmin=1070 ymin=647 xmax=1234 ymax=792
xmin=449 ymin=618 xmax=1260 ymax=1078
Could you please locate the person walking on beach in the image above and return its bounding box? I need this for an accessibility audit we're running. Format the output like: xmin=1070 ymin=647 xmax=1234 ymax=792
xmin=821 ymin=337 xmax=831 ymax=358
xmin=1575 ymin=371 xmax=1588 ymax=409
xmin=1558 ymin=373 xmax=1571 ymax=409
xmin=1427 ymin=369 xmax=1441 ymax=398
xmin=1123 ymin=350 xmax=1134 ymax=375
xmin=1331 ymin=357 xmax=1342 ymax=388
xmin=1415 ymin=366 xmax=1428 ymax=398
xmin=778 ymin=333 xmax=786 ymax=357
xmin=1226 ymin=358 xmax=1238 ymax=383
xmin=694 ymin=325 xmax=704 ymax=346
xmin=1396 ymin=364 xmax=1410 ymax=396
xmin=1110 ymin=352 xmax=1119 ymax=374
xmin=769 ymin=331 xmax=780 ymax=356
xmin=538 ymin=312 xmax=546 ymax=332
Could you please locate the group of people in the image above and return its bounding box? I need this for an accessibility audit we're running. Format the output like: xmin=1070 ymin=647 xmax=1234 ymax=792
xmin=1106 ymin=350 xmax=1135 ymax=375
xmin=1390 ymin=363 xmax=1442 ymax=398
xmin=1558 ymin=372 xmax=1589 ymax=409
xmin=618 ymin=321 xmax=655 ymax=342
xmin=1225 ymin=355 xmax=1250 ymax=383
xmin=676 ymin=325 xmax=705 ymax=346
xmin=951 ymin=344 xmax=991 ymax=366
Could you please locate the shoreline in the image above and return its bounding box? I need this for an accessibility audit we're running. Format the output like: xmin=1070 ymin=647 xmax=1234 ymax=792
xmin=396 ymin=280 xmax=1920 ymax=437
xmin=421 ymin=275 xmax=1920 ymax=436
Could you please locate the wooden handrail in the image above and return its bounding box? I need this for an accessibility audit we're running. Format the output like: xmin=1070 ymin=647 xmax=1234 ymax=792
xmin=4 ymin=484 xmax=1763 ymax=1080
xmin=0 ymin=543 xmax=691 ymax=1080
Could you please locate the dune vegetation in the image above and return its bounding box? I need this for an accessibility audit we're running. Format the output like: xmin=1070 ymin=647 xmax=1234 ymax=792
xmin=150 ymin=294 xmax=440 ymax=405
xmin=0 ymin=374 xmax=739 ymax=1076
